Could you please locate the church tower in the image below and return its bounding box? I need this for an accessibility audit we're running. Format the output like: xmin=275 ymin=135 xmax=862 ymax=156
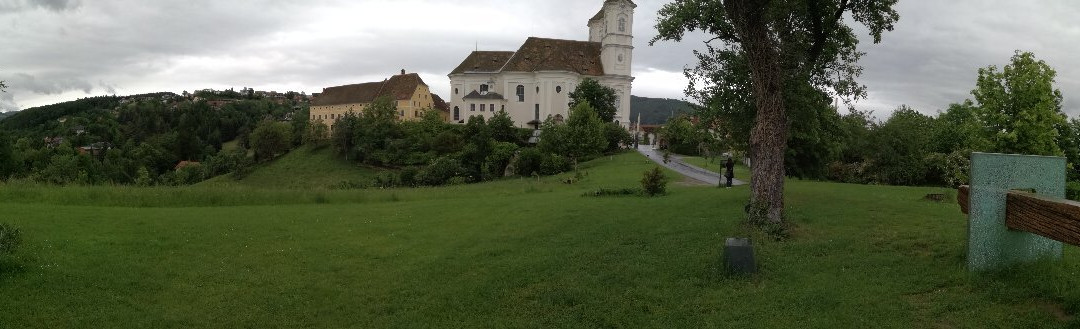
xmin=597 ymin=0 xmax=634 ymax=78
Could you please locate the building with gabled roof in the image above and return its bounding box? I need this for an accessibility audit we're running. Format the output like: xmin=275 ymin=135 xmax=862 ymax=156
xmin=310 ymin=70 xmax=444 ymax=128
xmin=448 ymin=0 xmax=635 ymax=128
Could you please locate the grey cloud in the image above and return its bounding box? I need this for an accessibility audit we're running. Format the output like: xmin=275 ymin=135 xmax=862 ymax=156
xmin=0 ymin=92 xmax=17 ymax=113
xmin=0 ymin=0 xmax=81 ymax=12
xmin=7 ymin=73 xmax=93 ymax=95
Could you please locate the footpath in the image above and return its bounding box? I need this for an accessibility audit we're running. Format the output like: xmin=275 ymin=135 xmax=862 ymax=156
xmin=636 ymin=145 xmax=747 ymax=186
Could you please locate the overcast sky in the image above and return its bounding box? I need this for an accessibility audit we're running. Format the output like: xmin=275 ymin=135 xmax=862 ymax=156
xmin=3 ymin=0 xmax=1080 ymax=119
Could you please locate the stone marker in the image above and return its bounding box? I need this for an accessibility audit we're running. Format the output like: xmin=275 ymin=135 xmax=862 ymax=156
xmin=724 ymin=237 xmax=756 ymax=274
xmin=967 ymin=152 xmax=1065 ymax=271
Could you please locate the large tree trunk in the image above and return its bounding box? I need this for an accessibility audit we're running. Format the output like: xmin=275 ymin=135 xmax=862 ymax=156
xmin=726 ymin=0 xmax=788 ymax=223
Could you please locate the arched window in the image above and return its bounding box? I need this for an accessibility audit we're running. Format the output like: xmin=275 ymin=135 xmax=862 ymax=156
xmin=618 ymin=17 xmax=626 ymax=32
xmin=556 ymin=86 xmax=562 ymax=94
xmin=516 ymin=85 xmax=525 ymax=102
xmin=454 ymin=106 xmax=460 ymax=121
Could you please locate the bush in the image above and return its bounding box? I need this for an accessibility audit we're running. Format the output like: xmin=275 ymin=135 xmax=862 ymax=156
xmin=0 ymin=223 xmax=21 ymax=255
xmin=513 ymin=148 xmax=544 ymax=176
xmin=416 ymin=156 xmax=462 ymax=186
xmin=1068 ymin=181 xmax=1080 ymax=201
xmin=540 ymin=154 xmax=572 ymax=176
xmin=641 ymin=166 xmax=668 ymax=196
xmin=372 ymin=172 xmax=401 ymax=188
xmin=585 ymin=188 xmax=643 ymax=197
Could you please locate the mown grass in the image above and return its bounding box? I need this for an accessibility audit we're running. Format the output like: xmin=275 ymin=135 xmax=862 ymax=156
xmin=1 ymin=152 xmax=1078 ymax=328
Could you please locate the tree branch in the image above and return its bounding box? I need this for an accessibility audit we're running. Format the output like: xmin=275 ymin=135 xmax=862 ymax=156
xmin=806 ymin=0 xmax=849 ymax=66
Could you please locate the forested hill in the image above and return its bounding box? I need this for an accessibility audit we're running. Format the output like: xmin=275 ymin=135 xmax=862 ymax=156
xmin=629 ymin=96 xmax=694 ymax=125
xmin=0 ymin=92 xmax=178 ymax=131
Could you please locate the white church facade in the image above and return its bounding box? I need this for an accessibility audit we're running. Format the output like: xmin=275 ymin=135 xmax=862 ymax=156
xmin=447 ymin=0 xmax=636 ymax=129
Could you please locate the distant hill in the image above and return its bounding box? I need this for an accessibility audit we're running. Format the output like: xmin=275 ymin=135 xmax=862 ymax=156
xmin=629 ymin=95 xmax=694 ymax=125
xmin=0 ymin=92 xmax=178 ymax=131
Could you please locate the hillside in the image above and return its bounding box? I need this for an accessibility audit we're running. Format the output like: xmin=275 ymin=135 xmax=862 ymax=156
xmin=630 ymin=95 xmax=694 ymax=125
xmin=0 ymin=111 xmax=15 ymax=121
xmin=198 ymin=145 xmax=380 ymax=189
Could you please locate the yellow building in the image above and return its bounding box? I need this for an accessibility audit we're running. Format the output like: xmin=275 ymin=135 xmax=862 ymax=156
xmin=310 ymin=70 xmax=449 ymax=127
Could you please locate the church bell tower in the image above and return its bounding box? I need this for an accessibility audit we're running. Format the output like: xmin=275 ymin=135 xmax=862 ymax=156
xmin=598 ymin=0 xmax=634 ymax=77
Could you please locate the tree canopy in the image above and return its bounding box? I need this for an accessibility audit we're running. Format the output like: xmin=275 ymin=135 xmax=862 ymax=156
xmin=652 ymin=0 xmax=899 ymax=223
xmin=568 ymin=78 xmax=619 ymax=123
xmin=972 ymin=51 xmax=1066 ymax=156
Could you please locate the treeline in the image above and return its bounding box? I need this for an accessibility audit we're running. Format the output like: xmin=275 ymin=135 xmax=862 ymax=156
xmin=0 ymin=95 xmax=306 ymax=186
xmin=661 ymin=51 xmax=1080 ymax=198
xmin=310 ymin=97 xmax=630 ymax=188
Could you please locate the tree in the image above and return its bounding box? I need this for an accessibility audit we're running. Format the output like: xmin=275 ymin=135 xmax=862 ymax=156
xmin=868 ymin=106 xmax=934 ymax=186
xmin=972 ymin=51 xmax=1067 ymax=156
xmin=568 ymin=78 xmax=619 ymax=123
xmin=652 ymin=0 xmax=899 ymax=223
xmin=249 ymin=120 xmax=294 ymax=162
xmin=488 ymin=110 xmax=519 ymax=144
xmin=304 ymin=121 xmax=330 ymax=147
xmin=539 ymin=102 xmax=606 ymax=167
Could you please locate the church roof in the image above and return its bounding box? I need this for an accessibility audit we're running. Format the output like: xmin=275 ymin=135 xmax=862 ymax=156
xmin=450 ymin=51 xmax=516 ymax=74
xmin=463 ymin=90 xmax=506 ymax=100
xmin=591 ymin=0 xmax=637 ymax=21
xmin=501 ymin=37 xmax=604 ymax=76
xmin=312 ymin=73 xmax=429 ymax=107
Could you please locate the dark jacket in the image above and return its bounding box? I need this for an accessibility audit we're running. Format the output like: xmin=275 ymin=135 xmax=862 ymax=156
xmin=724 ymin=159 xmax=735 ymax=178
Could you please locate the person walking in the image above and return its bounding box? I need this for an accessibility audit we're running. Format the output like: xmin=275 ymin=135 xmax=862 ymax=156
xmin=724 ymin=157 xmax=735 ymax=188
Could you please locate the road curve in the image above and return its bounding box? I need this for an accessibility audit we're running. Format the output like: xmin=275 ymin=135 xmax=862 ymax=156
xmin=636 ymin=144 xmax=747 ymax=186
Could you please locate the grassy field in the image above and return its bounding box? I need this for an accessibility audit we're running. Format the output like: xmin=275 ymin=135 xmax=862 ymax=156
xmin=2 ymin=152 xmax=1079 ymax=328
xmin=199 ymin=145 xmax=380 ymax=190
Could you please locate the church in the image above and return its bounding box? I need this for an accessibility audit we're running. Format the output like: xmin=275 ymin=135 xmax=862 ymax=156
xmin=447 ymin=0 xmax=636 ymax=129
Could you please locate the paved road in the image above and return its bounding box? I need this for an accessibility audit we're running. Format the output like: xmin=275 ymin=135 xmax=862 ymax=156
xmin=636 ymin=144 xmax=747 ymax=186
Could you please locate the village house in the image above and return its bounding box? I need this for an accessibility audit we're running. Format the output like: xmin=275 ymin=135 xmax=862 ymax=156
xmin=309 ymin=70 xmax=447 ymax=128
xmin=447 ymin=0 xmax=635 ymax=128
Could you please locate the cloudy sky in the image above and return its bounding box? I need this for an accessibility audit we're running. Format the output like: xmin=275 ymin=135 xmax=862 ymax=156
xmin=3 ymin=0 xmax=1080 ymax=119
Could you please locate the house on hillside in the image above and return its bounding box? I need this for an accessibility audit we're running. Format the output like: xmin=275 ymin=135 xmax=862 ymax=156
xmin=447 ymin=0 xmax=635 ymax=128
xmin=309 ymin=70 xmax=446 ymax=128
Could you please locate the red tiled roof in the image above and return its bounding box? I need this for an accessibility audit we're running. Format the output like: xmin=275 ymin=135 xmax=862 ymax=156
xmin=432 ymin=94 xmax=450 ymax=112
xmin=450 ymin=51 xmax=516 ymax=74
xmin=311 ymin=73 xmax=429 ymax=107
xmin=501 ymin=37 xmax=604 ymax=76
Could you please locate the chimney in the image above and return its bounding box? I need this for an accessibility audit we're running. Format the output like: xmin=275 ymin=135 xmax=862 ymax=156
xmin=401 ymin=69 xmax=406 ymax=75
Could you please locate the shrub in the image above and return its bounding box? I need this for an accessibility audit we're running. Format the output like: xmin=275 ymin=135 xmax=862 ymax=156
xmin=0 ymin=223 xmax=21 ymax=255
xmin=372 ymin=172 xmax=401 ymax=188
xmin=540 ymin=154 xmax=572 ymax=175
xmin=1068 ymin=181 xmax=1080 ymax=201
xmin=416 ymin=156 xmax=462 ymax=186
xmin=513 ymin=148 xmax=544 ymax=176
xmin=398 ymin=166 xmax=421 ymax=187
xmin=641 ymin=166 xmax=668 ymax=196
xmin=585 ymin=188 xmax=643 ymax=197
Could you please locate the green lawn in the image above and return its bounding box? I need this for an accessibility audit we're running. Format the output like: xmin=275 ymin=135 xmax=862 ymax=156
xmin=1 ymin=152 xmax=1079 ymax=328
xmin=199 ymin=145 xmax=380 ymax=190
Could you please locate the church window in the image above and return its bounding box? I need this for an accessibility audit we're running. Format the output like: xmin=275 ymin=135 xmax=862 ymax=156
xmin=535 ymin=104 xmax=540 ymax=120
xmin=480 ymin=84 xmax=489 ymax=94
xmin=618 ymin=17 xmax=626 ymax=32
xmin=556 ymin=86 xmax=562 ymax=93
xmin=455 ymin=88 xmax=459 ymax=95
xmin=490 ymin=104 xmax=494 ymax=112
xmin=516 ymin=85 xmax=525 ymax=102
xmin=481 ymin=104 xmax=486 ymax=111
xmin=471 ymin=104 xmax=476 ymax=111
xmin=454 ymin=107 xmax=460 ymax=121
xmin=501 ymin=105 xmax=505 ymax=111
xmin=536 ymin=86 xmax=540 ymax=94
